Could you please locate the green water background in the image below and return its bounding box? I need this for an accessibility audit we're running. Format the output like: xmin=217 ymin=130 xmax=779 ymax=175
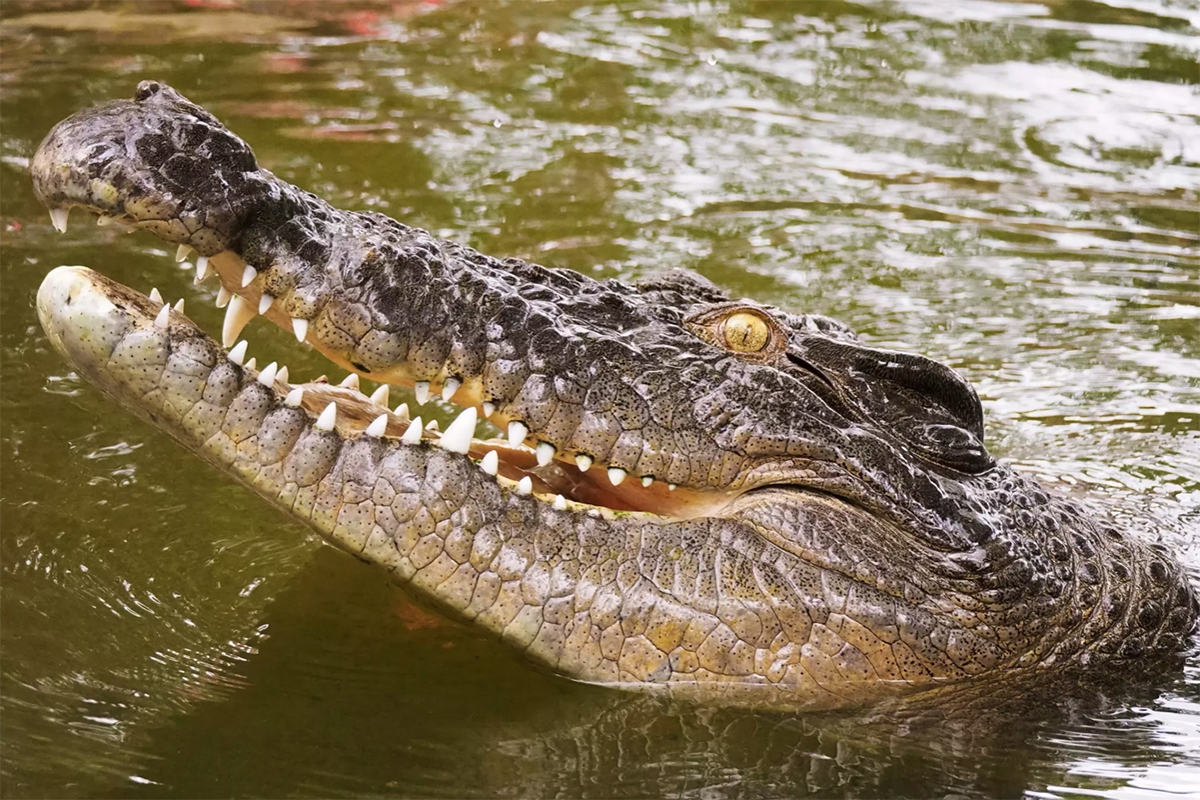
xmin=1 ymin=1 xmax=1198 ymax=796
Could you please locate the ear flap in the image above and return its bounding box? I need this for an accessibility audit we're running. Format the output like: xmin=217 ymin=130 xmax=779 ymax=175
xmin=792 ymin=336 xmax=994 ymax=473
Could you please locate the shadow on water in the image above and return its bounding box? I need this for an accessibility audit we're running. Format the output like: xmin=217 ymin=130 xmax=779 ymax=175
xmin=90 ymin=549 xmax=1195 ymax=799
xmin=1 ymin=0 xmax=1198 ymax=796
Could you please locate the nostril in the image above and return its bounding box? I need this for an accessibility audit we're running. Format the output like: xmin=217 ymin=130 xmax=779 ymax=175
xmin=134 ymin=81 xmax=162 ymax=102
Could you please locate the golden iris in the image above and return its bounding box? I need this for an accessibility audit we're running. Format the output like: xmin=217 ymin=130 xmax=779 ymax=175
xmin=723 ymin=312 xmax=770 ymax=352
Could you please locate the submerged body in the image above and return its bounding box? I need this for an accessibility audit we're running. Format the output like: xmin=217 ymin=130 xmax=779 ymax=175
xmin=31 ymin=82 xmax=1198 ymax=708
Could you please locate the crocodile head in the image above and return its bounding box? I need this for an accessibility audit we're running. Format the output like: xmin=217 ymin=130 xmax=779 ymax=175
xmin=31 ymin=82 xmax=1198 ymax=709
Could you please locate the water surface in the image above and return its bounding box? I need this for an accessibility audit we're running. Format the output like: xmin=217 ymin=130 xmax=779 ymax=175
xmin=1 ymin=1 xmax=1198 ymax=796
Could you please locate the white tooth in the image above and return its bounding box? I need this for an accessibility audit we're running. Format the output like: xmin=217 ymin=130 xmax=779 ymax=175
xmin=536 ymin=442 xmax=555 ymax=467
xmin=641 ymin=476 xmax=654 ymax=487
xmin=154 ymin=304 xmax=171 ymax=329
xmin=414 ymin=381 xmax=430 ymax=405
xmin=292 ymin=317 xmax=308 ymax=343
xmin=216 ymin=286 xmax=232 ymax=308
xmin=284 ymin=387 xmax=304 ymax=407
xmin=507 ymin=420 xmax=528 ymax=448
xmin=401 ymin=416 xmax=423 ymax=444
xmin=668 ymin=483 xmax=678 ymax=491
xmin=244 ymin=357 xmax=257 ymax=371
xmin=480 ymin=450 xmax=499 ymax=476
xmin=49 ymin=208 xmax=69 ymax=233
xmin=441 ymin=377 xmax=461 ymax=401
xmin=516 ymin=476 xmax=532 ymax=495
xmin=227 ymin=340 xmax=248 ymax=365
xmin=482 ymin=401 xmax=496 ymax=418
xmin=173 ymin=298 xmax=185 ymax=313
xmin=370 ymin=385 xmax=390 ymax=406
xmin=176 ymin=244 xmax=193 ymax=262
xmin=194 ymin=256 xmax=213 ymax=283
xmin=257 ymin=361 xmax=278 ymax=387
xmin=241 ymin=265 xmax=257 ymax=287
xmin=149 ymin=287 xmax=163 ymax=304
xmin=607 ymin=467 xmax=627 ymax=486
xmin=315 ymin=402 xmax=337 ymax=432
xmin=339 ymin=373 xmax=360 ymax=390
xmin=439 ymin=407 xmax=477 ymax=454
xmin=553 ymin=494 xmax=567 ymax=510
xmin=575 ymin=454 xmax=593 ymax=472
xmin=258 ymin=294 xmax=274 ymax=315
xmin=425 ymin=420 xmax=439 ymax=431
xmin=276 ymin=366 xmax=288 ymax=384
xmin=366 ymin=413 xmax=389 ymax=438
xmin=222 ymin=294 xmax=256 ymax=348
xmin=393 ymin=402 xmax=409 ymax=419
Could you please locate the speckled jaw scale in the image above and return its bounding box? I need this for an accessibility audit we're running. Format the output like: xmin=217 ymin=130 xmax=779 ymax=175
xmin=37 ymin=265 xmax=920 ymax=710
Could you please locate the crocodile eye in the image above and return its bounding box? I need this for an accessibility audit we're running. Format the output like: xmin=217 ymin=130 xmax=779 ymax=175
xmin=723 ymin=312 xmax=770 ymax=352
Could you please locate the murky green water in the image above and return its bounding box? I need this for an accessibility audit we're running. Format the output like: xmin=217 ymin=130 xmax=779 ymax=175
xmin=1 ymin=1 xmax=1198 ymax=796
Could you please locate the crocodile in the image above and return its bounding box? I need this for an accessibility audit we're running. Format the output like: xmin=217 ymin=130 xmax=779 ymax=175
xmin=30 ymin=81 xmax=1198 ymax=710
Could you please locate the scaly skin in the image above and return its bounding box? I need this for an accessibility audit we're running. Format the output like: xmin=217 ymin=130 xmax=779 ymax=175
xmin=30 ymin=82 xmax=1198 ymax=709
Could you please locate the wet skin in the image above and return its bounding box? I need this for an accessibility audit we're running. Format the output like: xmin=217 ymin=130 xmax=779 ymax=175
xmin=30 ymin=82 xmax=1199 ymax=709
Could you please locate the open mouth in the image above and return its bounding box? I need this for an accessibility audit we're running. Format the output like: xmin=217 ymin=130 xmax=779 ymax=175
xmin=40 ymin=217 xmax=730 ymax=523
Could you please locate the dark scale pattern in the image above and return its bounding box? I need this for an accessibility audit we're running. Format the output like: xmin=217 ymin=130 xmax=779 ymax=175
xmin=30 ymin=83 xmax=1200 ymax=708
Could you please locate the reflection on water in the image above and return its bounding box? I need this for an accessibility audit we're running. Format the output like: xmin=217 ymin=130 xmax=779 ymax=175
xmin=1 ymin=0 xmax=1197 ymax=796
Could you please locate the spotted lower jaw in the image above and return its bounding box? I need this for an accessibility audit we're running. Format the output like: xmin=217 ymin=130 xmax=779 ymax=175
xmin=46 ymin=207 xmax=729 ymax=520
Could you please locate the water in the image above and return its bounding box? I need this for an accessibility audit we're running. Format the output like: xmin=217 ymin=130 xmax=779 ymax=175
xmin=1 ymin=1 xmax=1198 ymax=796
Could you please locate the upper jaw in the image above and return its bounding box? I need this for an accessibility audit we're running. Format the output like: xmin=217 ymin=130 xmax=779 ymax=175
xmin=28 ymin=81 xmax=931 ymax=524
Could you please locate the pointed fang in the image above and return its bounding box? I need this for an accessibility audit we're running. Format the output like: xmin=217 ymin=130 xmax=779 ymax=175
xmin=607 ymin=467 xmax=627 ymax=486
xmin=244 ymin=357 xmax=257 ymax=372
xmin=292 ymin=317 xmax=308 ymax=343
xmin=507 ymin=420 xmax=529 ymax=449
xmin=227 ymin=340 xmax=248 ymax=366
xmin=482 ymin=401 xmax=496 ymax=418
xmin=154 ymin=304 xmax=171 ymax=329
xmin=148 ymin=287 xmax=163 ymax=304
xmin=175 ymin=244 xmax=193 ymax=262
xmin=49 ymin=208 xmax=69 ymax=233
xmin=284 ymin=388 xmax=304 ymax=408
xmin=315 ymin=402 xmax=337 ymax=432
xmin=553 ymin=494 xmax=567 ymax=510
xmin=516 ymin=476 xmax=533 ymax=495
xmin=276 ymin=366 xmax=289 ymax=385
xmin=393 ymin=402 xmax=409 ymax=419
xmin=194 ymin=256 xmax=213 ymax=283
xmin=370 ymin=385 xmax=390 ymax=406
xmin=439 ymin=407 xmax=477 ymax=454
xmin=216 ymin=286 xmax=232 ymax=308
xmin=173 ymin=298 xmax=185 ymax=313
xmin=536 ymin=442 xmax=555 ymax=467
xmin=222 ymin=294 xmax=256 ymax=348
xmin=442 ymin=377 xmax=461 ymax=401
xmin=575 ymin=454 xmax=593 ymax=473
xmin=414 ymin=381 xmax=430 ymax=405
xmin=480 ymin=450 xmax=499 ymax=476
xmin=258 ymin=294 xmax=274 ymax=315
xmin=366 ymin=413 xmax=389 ymax=438
xmin=339 ymin=373 xmax=360 ymax=391
xmin=241 ymin=265 xmax=257 ymax=287
xmin=257 ymin=362 xmax=278 ymax=387
xmin=401 ymin=417 xmax=423 ymax=444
